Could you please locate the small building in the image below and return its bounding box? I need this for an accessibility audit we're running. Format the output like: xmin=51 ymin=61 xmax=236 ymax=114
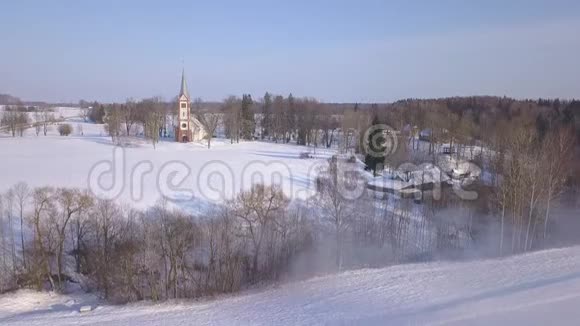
xmin=368 ymin=164 xmax=452 ymax=198
xmin=175 ymin=70 xmax=207 ymax=143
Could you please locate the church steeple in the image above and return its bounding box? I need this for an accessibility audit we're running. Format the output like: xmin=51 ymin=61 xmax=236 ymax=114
xmin=176 ymin=69 xmax=191 ymax=142
xmin=179 ymin=68 xmax=190 ymax=100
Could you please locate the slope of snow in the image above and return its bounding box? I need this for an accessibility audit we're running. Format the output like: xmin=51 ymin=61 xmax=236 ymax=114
xmin=2 ymin=246 xmax=580 ymax=325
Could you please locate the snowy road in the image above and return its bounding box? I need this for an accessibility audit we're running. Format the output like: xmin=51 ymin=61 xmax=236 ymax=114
xmin=1 ymin=246 xmax=580 ymax=325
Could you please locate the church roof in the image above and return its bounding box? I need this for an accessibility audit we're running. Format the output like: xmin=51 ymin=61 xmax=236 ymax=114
xmin=179 ymin=69 xmax=190 ymax=100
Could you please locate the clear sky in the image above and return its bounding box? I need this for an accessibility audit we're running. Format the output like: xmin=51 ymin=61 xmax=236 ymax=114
xmin=1 ymin=0 xmax=579 ymax=103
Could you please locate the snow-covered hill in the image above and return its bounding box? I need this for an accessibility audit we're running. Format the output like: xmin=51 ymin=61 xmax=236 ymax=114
xmin=1 ymin=246 xmax=580 ymax=325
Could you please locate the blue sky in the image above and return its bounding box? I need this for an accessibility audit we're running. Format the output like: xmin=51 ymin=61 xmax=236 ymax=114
xmin=1 ymin=0 xmax=579 ymax=103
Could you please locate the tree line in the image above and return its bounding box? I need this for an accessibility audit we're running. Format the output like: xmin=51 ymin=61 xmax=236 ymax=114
xmin=0 ymin=182 xmax=312 ymax=300
xmin=0 ymin=106 xmax=71 ymax=137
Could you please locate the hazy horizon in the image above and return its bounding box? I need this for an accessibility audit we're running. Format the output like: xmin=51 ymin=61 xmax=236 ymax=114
xmin=1 ymin=0 xmax=579 ymax=103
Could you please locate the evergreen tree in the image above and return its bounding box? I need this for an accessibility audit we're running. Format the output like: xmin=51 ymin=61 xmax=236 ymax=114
xmin=241 ymin=94 xmax=255 ymax=140
xmin=286 ymin=93 xmax=295 ymax=142
xmin=364 ymin=113 xmax=385 ymax=176
xmin=261 ymin=92 xmax=272 ymax=139
xmin=88 ymin=104 xmax=106 ymax=123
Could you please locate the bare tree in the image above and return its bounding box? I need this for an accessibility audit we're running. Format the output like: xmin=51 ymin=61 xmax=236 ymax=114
xmin=10 ymin=183 xmax=29 ymax=269
xmin=315 ymin=157 xmax=361 ymax=271
xmin=153 ymin=205 xmax=198 ymax=299
xmin=1 ymin=109 xmax=28 ymax=137
xmin=33 ymin=111 xmax=42 ymax=136
xmin=0 ymin=194 xmax=8 ymax=291
xmin=70 ymin=195 xmax=93 ymax=274
xmin=16 ymin=112 xmax=28 ymax=136
xmin=0 ymin=108 xmax=16 ymax=136
xmin=540 ymin=128 xmax=574 ymax=241
xmin=41 ymin=109 xmax=55 ymax=136
xmin=122 ymin=99 xmax=138 ymax=136
xmin=80 ymin=107 xmax=89 ymax=122
xmin=28 ymin=187 xmax=55 ymax=290
xmin=144 ymin=102 xmax=163 ymax=149
xmin=50 ymin=188 xmax=93 ymax=289
xmin=1 ymin=191 xmax=17 ymax=278
xmin=104 ymin=104 xmax=122 ymax=142
xmin=88 ymin=199 xmax=124 ymax=299
xmin=230 ymin=184 xmax=289 ymax=280
xmin=321 ymin=115 xmax=339 ymax=148
xmin=195 ymin=111 xmax=220 ymax=148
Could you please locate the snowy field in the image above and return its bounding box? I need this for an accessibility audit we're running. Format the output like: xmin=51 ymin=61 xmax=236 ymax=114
xmin=0 ymin=107 xmax=333 ymax=213
xmin=1 ymin=246 xmax=580 ymax=325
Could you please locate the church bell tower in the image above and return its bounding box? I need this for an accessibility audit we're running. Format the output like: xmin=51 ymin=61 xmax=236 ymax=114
xmin=176 ymin=69 xmax=191 ymax=142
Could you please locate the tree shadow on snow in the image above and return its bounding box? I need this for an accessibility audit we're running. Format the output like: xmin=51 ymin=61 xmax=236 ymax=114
xmin=250 ymin=151 xmax=301 ymax=160
xmin=0 ymin=302 xmax=92 ymax=323
xmin=354 ymin=271 xmax=580 ymax=325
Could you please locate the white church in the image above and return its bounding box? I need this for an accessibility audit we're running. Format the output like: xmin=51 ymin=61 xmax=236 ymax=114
xmin=173 ymin=70 xmax=207 ymax=143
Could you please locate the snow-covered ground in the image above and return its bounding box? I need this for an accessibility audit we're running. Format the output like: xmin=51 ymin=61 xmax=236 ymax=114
xmin=1 ymin=246 xmax=580 ymax=325
xmin=4 ymin=107 xmax=579 ymax=325
xmin=0 ymin=109 xmax=332 ymax=212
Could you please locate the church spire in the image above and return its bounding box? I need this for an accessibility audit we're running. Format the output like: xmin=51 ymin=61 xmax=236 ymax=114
xmin=179 ymin=68 xmax=190 ymax=100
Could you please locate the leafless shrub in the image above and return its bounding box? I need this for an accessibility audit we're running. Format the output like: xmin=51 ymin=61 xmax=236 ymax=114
xmin=58 ymin=123 xmax=73 ymax=136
